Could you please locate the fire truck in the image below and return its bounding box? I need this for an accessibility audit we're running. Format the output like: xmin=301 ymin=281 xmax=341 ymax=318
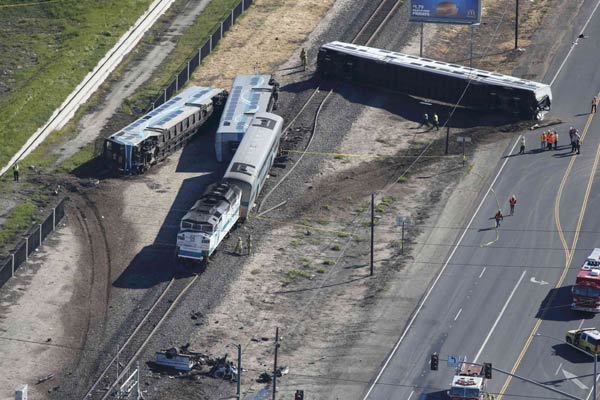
xmin=448 ymin=360 xmax=487 ymax=400
xmin=572 ymin=248 xmax=600 ymax=312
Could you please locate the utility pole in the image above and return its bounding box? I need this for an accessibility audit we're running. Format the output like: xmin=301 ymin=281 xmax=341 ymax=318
xmin=515 ymin=0 xmax=519 ymax=49
xmin=370 ymin=193 xmax=374 ymax=276
xmin=401 ymin=220 xmax=405 ymax=254
xmin=236 ymin=344 xmax=242 ymax=400
xmin=272 ymin=327 xmax=280 ymax=400
xmin=469 ymin=24 xmax=474 ymax=68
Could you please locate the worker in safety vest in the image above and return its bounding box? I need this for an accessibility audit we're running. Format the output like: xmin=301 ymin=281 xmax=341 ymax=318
xmin=13 ymin=163 xmax=19 ymax=182
xmin=553 ymin=131 xmax=558 ymax=150
xmin=495 ymin=209 xmax=503 ymax=228
xmin=509 ymin=195 xmax=517 ymax=216
xmin=300 ymin=48 xmax=308 ymax=71
xmin=546 ymin=130 xmax=554 ymax=151
xmin=247 ymin=234 xmax=253 ymax=256
xmin=235 ymin=236 xmax=244 ymax=256
xmin=540 ymin=132 xmax=546 ymax=151
xmin=432 ymin=113 xmax=439 ymax=130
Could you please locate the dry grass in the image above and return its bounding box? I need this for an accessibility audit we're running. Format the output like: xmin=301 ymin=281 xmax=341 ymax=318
xmin=190 ymin=0 xmax=335 ymax=88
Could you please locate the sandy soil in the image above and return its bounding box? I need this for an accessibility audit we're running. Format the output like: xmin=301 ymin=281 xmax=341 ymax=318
xmin=0 ymin=223 xmax=86 ymax=400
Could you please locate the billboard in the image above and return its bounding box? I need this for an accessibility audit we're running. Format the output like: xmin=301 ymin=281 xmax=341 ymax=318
xmin=410 ymin=0 xmax=481 ymax=25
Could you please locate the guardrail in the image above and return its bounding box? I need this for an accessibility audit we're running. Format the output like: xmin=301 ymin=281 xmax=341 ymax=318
xmin=146 ymin=0 xmax=254 ymax=111
xmin=0 ymin=198 xmax=68 ymax=290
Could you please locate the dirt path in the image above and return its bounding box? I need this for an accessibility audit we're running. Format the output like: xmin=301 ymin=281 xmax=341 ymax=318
xmin=0 ymin=222 xmax=87 ymax=400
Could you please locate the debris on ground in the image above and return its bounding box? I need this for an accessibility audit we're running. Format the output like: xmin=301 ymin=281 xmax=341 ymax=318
xmin=36 ymin=374 xmax=54 ymax=384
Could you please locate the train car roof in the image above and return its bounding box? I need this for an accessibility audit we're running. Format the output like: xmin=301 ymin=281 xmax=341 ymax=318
xmin=108 ymin=86 xmax=224 ymax=146
xmin=217 ymin=74 xmax=274 ymax=136
xmin=321 ymin=41 xmax=551 ymax=95
xmin=223 ymin=112 xmax=284 ymax=184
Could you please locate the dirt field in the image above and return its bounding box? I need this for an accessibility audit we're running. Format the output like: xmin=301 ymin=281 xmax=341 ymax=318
xmin=0 ymin=0 xmax=575 ymax=398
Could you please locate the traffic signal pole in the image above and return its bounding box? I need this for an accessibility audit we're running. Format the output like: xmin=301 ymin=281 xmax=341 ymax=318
xmin=431 ymin=357 xmax=581 ymax=400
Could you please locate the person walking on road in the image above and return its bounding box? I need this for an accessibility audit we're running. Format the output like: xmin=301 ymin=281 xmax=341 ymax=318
xmin=432 ymin=113 xmax=439 ymax=130
xmin=553 ymin=130 xmax=558 ymax=150
xmin=592 ymin=96 xmax=598 ymax=114
xmin=546 ymin=130 xmax=554 ymax=151
xmin=495 ymin=209 xmax=503 ymax=228
xmin=576 ymin=136 xmax=582 ymax=154
xmin=12 ymin=163 xmax=19 ymax=182
xmin=509 ymin=195 xmax=517 ymax=216
xmin=540 ymin=132 xmax=546 ymax=151
xmin=518 ymin=136 xmax=526 ymax=154
xmin=300 ymin=48 xmax=308 ymax=71
xmin=235 ymin=236 xmax=244 ymax=256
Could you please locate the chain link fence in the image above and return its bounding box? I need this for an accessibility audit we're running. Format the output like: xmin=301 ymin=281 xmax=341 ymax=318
xmin=0 ymin=197 xmax=68 ymax=289
xmin=147 ymin=0 xmax=254 ymax=111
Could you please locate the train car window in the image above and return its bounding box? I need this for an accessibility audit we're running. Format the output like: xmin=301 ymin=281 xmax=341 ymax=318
xmin=192 ymin=114 xmax=196 ymax=124
xmin=229 ymin=162 xmax=255 ymax=176
xmin=252 ymin=117 xmax=276 ymax=130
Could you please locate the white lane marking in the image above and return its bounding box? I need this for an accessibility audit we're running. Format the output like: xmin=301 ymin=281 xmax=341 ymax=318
xmin=473 ymin=270 xmax=527 ymax=363
xmin=585 ymin=372 xmax=600 ymax=400
xmin=361 ymin=137 xmax=523 ymax=399
xmin=578 ymin=319 xmax=585 ymax=330
xmin=549 ymin=0 xmax=600 ymax=86
xmin=479 ymin=267 xmax=487 ymax=279
xmin=407 ymin=390 xmax=414 ymax=400
xmin=563 ymin=368 xmax=589 ymax=390
xmin=454 ymin=308 xmax=463 ymax=321
xmin=530 ymin=276 xmax=549 ymax=285
xmin=555 ymin=362 xmax=563 ymax=376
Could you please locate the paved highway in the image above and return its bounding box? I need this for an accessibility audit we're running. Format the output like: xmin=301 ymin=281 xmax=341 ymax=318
xmin=363 ymin=1 xmax=600 ymax=399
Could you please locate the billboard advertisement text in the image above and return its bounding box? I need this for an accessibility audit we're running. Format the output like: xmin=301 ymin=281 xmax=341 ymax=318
xmin=410 ymin=0 xmax=481 ymax=25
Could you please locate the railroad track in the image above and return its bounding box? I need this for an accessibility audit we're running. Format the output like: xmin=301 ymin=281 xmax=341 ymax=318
xmin=83 ymin=274 xmax=198 ymax=400
xmin=81 ymin=1 xmax=405 ymax=398
xmin=257 ymin=0 xmax=405 ymax=212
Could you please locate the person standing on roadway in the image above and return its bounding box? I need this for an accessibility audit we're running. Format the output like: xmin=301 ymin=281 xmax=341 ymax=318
xmin=495 ymin=209 xmax=503 ymax=228
xmin=546 ymin=130 xmax=554 ymax=151
xmin=509 ymin=195 xmax=517 ymax=216
xmin=592 ymin=96 xmax=598 ymax=113
xmin=553 ymin=130 xmax=558 ymax=150
xmin=432 ymin=113 xmax=439 ymax=130
xmin=576 ymin=135 xmax=582 ymax=154
xmin=570 ymin=127 xmax=580 ymax=153
xmin=540 ymin=132 xmax=546 ymax=151
xmin=518 ymin=136 xmax=526 ymax=154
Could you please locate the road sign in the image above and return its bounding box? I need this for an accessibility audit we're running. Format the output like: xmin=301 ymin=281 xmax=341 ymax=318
xmin=396 ymin=216 xmax=411 ymax=226
xmin=447 ymin=355 xmax=458 ymax=368
xmin=456 ymin=136 xmax=472 ymax=143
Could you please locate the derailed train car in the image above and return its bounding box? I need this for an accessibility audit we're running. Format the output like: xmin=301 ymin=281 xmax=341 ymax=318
xmin=317 ymin=41 xmax=552 ymax=120
xmin=176 ymin=111 xmax=284 ymax=263
xmin=103 ymin=86 xmax=227 ymax=174
xmin=214 ymin=74 xmax=279 ymax=163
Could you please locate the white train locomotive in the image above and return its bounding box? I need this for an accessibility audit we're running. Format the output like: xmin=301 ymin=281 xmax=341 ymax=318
xmin=317 ymin=41 xmax=552 ymax=119
xmin=103 ymin=86 xmax=227 ymax=174
xmin=176 ymin=112 xmax=284 ymax=263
